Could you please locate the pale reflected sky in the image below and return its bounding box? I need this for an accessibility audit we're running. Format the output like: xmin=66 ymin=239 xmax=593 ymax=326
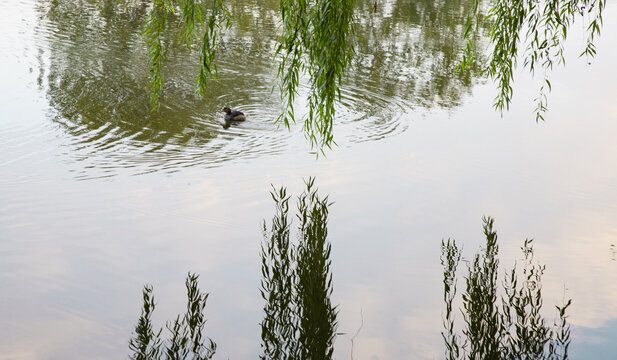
xmin=1 ymin=2 xmax=617 ymax=360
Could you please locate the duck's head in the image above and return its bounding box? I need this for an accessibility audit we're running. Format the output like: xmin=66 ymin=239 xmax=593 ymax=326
xmin=222 ymin=107 xmax=232 ymax=114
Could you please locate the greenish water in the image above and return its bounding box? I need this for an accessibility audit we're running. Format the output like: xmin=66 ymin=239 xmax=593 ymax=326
xmin=24 ymin=0 xmax=482 ymax=178
xmin=1 ymin=1 xmax=616 ymax=359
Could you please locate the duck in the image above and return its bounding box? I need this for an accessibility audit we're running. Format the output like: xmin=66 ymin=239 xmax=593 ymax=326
xmin=223 ymin=107 xmax=246 ymax=122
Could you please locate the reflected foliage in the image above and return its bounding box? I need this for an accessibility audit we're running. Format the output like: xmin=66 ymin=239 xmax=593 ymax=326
xmin=260 ymin=178 xmax=337 ymax=360
xmin=38 ymin=0 xmax=485 ymax=157
xmin=129 ymin=273 xmax=216 ymax=360
xmin=137 ymin=0 xmax=487 ymax=148
xmin=130 ymin=179 xmax=337 ymax=360
xmin=352 ymin=0 xmax=486 ymax=110
xmin=464 ymin=0 xmax=605 ymax=120
xmin=37 ymin=0 xmax=289 ymax=176
xmin=40 ymin=0 xmax=220 ymax=147
xmin=129 ymin=285 xmax=163 ymax=360
xmin=129 ymin=191 xmax=578 ymax=359
xmin=441 ymin=217 xmax=572 ymax=360
xmin=37 ymin=0 xmax=601 ymax=148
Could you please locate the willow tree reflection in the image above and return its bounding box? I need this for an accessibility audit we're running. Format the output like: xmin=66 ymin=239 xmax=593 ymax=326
xmin=260 ymin=178 xmax=337 ymax=360
xmin=129 ymin=179 xmax=337 ymax=360
xmin=441 ymin=217 xmax=572 ymax=360
xmin=129 ymin=273 xmax=217 ymax=360
xmin=40 ymin=0 xmax=258 ymax=147
xmin=38 ymin=0 xmax=486 ymax=170
xmin=128 ymin=190 xmax=575 ymax=359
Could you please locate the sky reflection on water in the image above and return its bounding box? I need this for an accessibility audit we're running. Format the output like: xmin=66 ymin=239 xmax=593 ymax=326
xmin=1 ymin=1 xmax=617 ymax=360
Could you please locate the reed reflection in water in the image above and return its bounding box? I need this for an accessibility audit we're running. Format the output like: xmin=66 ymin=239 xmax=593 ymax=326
xmin=260 ymin=178 xmax=336 ymax=360
xmin=129 ymin=273 xmax=217 ymax=360
xmin=129 ymin=185 xmax=573 ymax=360
xmin=129 ymin=178 xmax=336 ymax=360
xmin=441 ymin=218 xmax=572 ymax=360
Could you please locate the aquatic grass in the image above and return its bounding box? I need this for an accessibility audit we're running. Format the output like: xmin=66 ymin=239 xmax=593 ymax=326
xmin=441 ymin=217 xmax=572 ymax=360
xmin=260 ymin=177 xmax=338 ymax=360
xmin=129 ymin=273 xmax=216 ymax=360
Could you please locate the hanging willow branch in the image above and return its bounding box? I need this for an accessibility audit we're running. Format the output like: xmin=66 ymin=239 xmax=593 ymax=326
xmin=143 ymin=0 xmax=172 ymax=111
xmin=276 ymin=0 xmax=310 ymax=131
xmin=180 ymin=0 xmax=203 ymax=46
xmin=464 ymin=0 xmax=605 ymax=121
xmin=143 ymin=0 xmax=230 ymax=110
xmin=196 ymin=0 xmax=230 ymax=96
xmin=277 ymin=0 xmax=356 ymax=150
xmin=307 ymin=0 xmax=356 ymax=149
xmin=144 ymin=0 xmax=357 ymax=150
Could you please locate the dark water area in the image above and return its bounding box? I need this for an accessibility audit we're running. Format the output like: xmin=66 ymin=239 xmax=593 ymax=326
xmin=1 ymin=0 xmax=617 ymax=359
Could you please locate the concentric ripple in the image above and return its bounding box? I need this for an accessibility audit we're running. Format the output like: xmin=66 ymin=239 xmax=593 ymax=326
xmin=26 ymin=0 xmax=478 ymax=178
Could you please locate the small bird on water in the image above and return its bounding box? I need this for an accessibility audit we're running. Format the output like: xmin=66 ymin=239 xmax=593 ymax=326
xmin=222 ymin=107 xmax=246 ymax=129
xmin=223 ymin=107 xmax=246 ymax=122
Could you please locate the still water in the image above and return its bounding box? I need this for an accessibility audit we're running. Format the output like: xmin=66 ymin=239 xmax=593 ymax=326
xmin=1 ymin=0 xmax=616 ymax=359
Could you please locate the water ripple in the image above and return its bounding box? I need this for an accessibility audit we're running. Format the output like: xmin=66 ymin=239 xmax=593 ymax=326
xmin=21 ymin=0 xmax=475 ymax=178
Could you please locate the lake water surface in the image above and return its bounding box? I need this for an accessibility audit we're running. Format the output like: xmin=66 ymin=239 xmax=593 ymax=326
xmin=1 ymin=1 xmax=617 ymax=359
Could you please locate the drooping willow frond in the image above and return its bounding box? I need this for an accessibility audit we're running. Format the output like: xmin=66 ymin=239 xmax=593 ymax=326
xmin=143 ymin=0 xmax=173 ymax=110
xmin=143 ymin=0 xmax=230 ymax=110
xmin=144 ymin=0 xmax=356 ymax=149
xmin=277 ymin=0 xmax=356 ymax=150
xmin=276 ymin=0 xmax=310 ymax=130
xmin=196 ymin=0 xmax=230 ymax=96
xmin=180 ymin=0 xmax=203 ymax=46
xmin=306 ymin=0 xmax=356 ymax=150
